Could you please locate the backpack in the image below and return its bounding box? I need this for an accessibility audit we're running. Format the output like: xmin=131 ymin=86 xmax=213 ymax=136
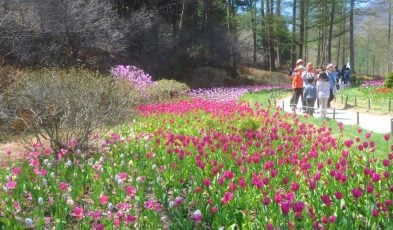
xmin=343 ymin=69 xmax=350 ymax=77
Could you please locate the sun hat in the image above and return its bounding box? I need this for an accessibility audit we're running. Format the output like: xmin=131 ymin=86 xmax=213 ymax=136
xmin=326 ymin=63 xmax=334 ymax=69
xmin=296 ymin=59 xmax=304 ymax=65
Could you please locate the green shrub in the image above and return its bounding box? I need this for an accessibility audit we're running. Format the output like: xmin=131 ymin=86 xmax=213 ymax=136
xmin=384 ymin=72 xmax=393 ymax=88
xmin=146 ymin=79 xmax=189 ymax=102
xmin=2 ymin=68 xmax=139 ymax=151
xmin=237 ymin=117 xmax=260 ymax=132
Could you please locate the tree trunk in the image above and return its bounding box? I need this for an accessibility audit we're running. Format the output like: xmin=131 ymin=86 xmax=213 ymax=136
xmin=350 ymin=0 xmax=355 ymax=73
xmin=179 ymin=0 xmax=186 ymax=32
xmin=266 ymin=0 xmax=272 ymax=70
xmin=252 ymin=0 xmax=257 ymax=65
xmin=276 ymin=0 xmax=281 ymax=15
xmin=389 ymin=0 xmax=392 ymax=72
xmin=327 ymin=0 xmax=336 ymax=63
xmin=261 ymin=0 xmax=268 ymax=67
xmin=291 ymin=0 xmax=297 ymax=67
xmin=304 ymin=0 xmax=309 ymax=61
xmin=299 ymin=0 xmax=305 ymax=59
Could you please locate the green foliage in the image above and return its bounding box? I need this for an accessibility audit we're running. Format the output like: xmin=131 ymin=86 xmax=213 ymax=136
xmin=384 ymin=72 xmax=393 ymax=88
xmin=2 ymin=68 xmax=138 ymax=151
xmin=146 ymin=79 xmax=190 ymax=102
xmin=237 ymin=117 xmax=260 ymax=132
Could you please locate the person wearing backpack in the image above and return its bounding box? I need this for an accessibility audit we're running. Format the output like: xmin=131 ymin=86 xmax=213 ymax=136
xmin=341 ymin=64 xmax=351 ymax=84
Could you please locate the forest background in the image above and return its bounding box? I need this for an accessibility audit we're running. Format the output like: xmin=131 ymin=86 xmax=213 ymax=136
xmin=0 ymin=0 xmax=391 ymax=85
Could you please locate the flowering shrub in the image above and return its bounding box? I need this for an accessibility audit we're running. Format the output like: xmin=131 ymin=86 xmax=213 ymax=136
xmin=374 ymin=87 xmax=392 ymax=94
xmin=360 ymin=77 xmax=385 ymax=88
xmin=111 ymin=65 xmax=154 ymax=89
xmin=0 ymin=98 xmax=392 ymax=229
xmin=187 ymin=85 xmax=290 ymax=102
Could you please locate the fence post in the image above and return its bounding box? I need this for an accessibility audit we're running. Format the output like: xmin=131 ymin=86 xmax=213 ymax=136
xmin=345 ymin=96 xmax=349 ymax=109
xmin=354 ymin=98 xmax=357 ymax=107
xmin=333 ymin=108 xmax=336 ymax=119
xmin=282 ymin=101 xmax=285 ymax=110
xmin=368 ymin=98 xmax=371 ymax=110
xmin=389 ymin=99 xmax=392 ymax=112
xmin=357 ymin=112 xmax=359 ymax=125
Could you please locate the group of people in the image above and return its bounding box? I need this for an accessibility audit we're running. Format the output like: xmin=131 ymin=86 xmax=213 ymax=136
xmin=289 ymin=59 xmax=350 ymax=119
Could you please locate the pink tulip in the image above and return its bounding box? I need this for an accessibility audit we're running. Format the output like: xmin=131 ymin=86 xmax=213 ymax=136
xmin=221 ymin=192 xmax=234 ymax=205
xmin=72 ymin=207 xmax=84 ymax=220
xmin=100 ymin=195 xmax=109 ymax=205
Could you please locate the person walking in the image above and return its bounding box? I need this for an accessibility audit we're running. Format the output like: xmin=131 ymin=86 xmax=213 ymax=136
xmin=290 ymin=65 xmax=305 ymax=113
xmin=303 ymin=76 xmax=317 ymax=116
xmin=326 ymin=63 xmax=336 ymax=108
xmin=316 ymin=72 xmax=330 ymax=119
xmin=303 ymin=62 xmax=317 ymax=85
xmin=341 ymin=64 xmax=351 ymax=84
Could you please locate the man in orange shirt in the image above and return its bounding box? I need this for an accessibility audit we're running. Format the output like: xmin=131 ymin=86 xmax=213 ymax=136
xmin=290 ymin=64 xmax=305 ymax=112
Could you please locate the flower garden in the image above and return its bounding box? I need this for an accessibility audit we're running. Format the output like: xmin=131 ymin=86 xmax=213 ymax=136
xmin=0 ymin=67 xmax=392 ymax=229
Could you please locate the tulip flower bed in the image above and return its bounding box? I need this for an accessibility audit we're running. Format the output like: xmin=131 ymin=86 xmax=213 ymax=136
xmin=0 ymin=98 xmax=392 ymax=229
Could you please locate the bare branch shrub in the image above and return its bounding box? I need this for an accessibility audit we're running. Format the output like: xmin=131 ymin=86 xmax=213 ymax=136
xmin=2 ymin=68 xmax=138 ymax=151
xmin=146 ymin=79 xmax=190 ymax=102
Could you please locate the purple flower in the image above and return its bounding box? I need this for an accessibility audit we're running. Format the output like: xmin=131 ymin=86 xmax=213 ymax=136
xmin=352 ymin=188 xmax=363 ymax=199
xmin=292 ymin=201 xmax=305 ymax=213
xmin=321 ymin=195 xmax=332 ymax=206
xmin=280 ymin=201 xmax=291 ymax=215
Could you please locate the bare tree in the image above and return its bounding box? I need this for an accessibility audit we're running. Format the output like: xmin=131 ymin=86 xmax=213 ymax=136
xmin=0 ymin=0 xmax=131 ymax=66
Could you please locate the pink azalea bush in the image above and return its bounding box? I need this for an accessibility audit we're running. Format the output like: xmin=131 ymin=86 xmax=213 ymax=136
xmin=111 ymin=65 xmax=154 ymax=89
xmin=0 ymin=96 xmax=392 ymax=228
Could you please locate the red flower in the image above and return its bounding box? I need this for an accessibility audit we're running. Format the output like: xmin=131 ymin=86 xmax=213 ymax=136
xmin=372 ymin=208 xmax=379 ymax=217
xmin=335 ymin=192 xmax=343 ymax=200
xmin=291 ymin=182 xmax=300 ymax=192
xmin=203 ymin=178 xmax=211 ymax=187
xmin=321 ymin=195 xmax=332 ymax=206
xmin=329 ymin=215 xmax=336 ymax=223
xmin=352 ymin=188 xmax=363 ymax=199
xmin=221 ymin=192 xmax=234 ymax=205
xmin=263 ymin=196 xmax=271 ymax=206
xmin=58 ymin=182 xmax=69 ymax=191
